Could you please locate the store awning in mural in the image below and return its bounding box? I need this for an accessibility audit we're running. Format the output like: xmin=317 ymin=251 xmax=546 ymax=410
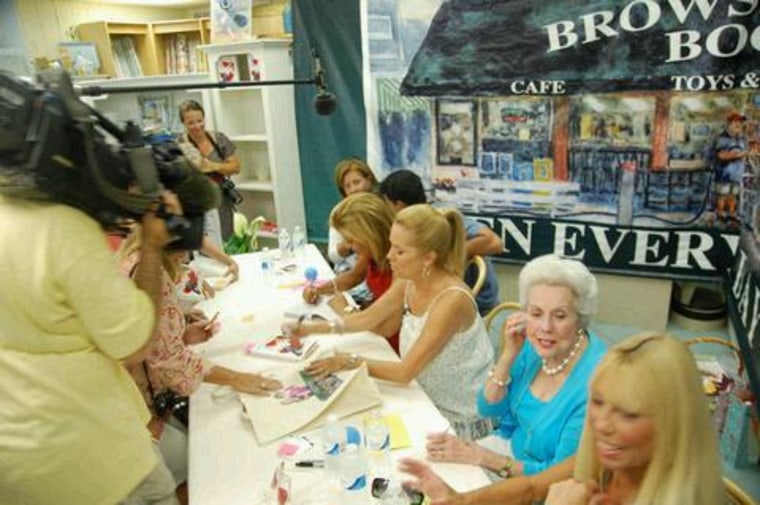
xmin=400 ymin=0 xmax=760 ymax=96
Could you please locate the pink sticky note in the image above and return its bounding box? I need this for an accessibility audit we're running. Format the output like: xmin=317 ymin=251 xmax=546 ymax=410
xmin=277 ymin=442 xmax=300 ymax=457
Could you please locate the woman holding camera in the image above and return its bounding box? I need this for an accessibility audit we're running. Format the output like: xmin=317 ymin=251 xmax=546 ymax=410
xmin=177 ymin=99 xmax=241 ymax=247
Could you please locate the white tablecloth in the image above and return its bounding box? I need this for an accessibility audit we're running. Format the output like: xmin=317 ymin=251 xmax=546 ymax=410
xmin=188 ymin=245 xmax=490 ymax=504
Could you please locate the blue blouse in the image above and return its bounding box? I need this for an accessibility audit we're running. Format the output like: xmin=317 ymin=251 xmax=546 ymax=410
xmin=477 ymin=332 xmax=606 ymax=475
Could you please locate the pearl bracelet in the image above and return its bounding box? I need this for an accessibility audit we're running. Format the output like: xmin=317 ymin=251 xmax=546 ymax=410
xmin=488 ymin=368 xmax=511 ymax=388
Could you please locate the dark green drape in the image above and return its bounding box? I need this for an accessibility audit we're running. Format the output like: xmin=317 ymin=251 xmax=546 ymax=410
xmin=293 ymin=0 xmax=366 ymax=243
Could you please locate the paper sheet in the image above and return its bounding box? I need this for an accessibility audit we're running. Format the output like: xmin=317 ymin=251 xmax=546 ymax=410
xmin=240 ymin=364 xmax=382 ymax=444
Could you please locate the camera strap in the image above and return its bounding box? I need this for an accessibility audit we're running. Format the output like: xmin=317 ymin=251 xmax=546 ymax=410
xmin=141 ymin=360 xmax=161 ymax=413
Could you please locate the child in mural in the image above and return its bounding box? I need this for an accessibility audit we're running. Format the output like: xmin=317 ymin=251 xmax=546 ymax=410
xmin=713 ymin=112 xmax=750 ymax=227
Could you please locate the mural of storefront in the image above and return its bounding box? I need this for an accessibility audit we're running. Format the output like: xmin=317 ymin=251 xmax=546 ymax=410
xmin=363 ymin=0 xmax=760 ymax=279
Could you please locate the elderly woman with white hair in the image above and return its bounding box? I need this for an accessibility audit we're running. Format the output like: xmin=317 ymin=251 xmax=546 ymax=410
xmin=427 ymin=254 xmax=607 ymax=480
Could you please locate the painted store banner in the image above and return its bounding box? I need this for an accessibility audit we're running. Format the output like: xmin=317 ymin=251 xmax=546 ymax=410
xmin=362 ymin=0 xmax=760 ymax=280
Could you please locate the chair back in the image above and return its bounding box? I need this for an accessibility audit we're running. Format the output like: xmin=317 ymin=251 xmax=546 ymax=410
xmin=466 ymin=255 xmax=487 ymax=297
xmin=483 ymin=301 xmax=522 ymax=356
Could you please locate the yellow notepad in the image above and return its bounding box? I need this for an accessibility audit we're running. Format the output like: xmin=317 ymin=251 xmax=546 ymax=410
xmin=384 ymin=413 xmax=411 ymax=450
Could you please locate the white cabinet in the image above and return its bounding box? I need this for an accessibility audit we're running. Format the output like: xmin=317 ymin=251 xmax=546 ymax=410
xmin=200 ymin=39 xmax=306 ymax=240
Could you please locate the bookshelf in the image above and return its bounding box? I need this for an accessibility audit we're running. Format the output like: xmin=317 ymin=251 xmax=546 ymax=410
xmin=77 ymin=18 xmax=211 ymax=78
xmin=200 ymin=39 xmax=305 ymax=237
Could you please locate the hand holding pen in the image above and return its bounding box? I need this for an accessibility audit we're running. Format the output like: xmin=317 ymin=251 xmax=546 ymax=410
xmin=183 ymin=310 xmax=220 ymax=345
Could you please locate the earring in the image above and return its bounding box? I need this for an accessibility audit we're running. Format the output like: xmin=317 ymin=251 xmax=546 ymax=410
xmin=423 ymin=265 xmax=431 ymax=278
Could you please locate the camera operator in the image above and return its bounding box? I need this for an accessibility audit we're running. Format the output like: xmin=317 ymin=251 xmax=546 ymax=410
xmin=0 ymin=192 xmax=181 ymax=505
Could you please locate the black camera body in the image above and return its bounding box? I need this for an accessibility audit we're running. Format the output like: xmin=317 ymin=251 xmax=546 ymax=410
xmin=153 ymin=389 xmax=189 ymax=426
xmin=0 ymin=69 xmax=219 ymax=251
xmin=219 ymin=176 xmax=243 ymax=206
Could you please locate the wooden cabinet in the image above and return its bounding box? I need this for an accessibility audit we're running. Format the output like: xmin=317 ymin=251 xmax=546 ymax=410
xmin=200 ymin=39 xmax=305 ymax=238
xmin=77 ymin=18 xmax=211 ymax=78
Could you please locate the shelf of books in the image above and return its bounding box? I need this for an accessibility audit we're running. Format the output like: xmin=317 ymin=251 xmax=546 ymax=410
xmin=77 ymin=18 xmax=211 ymax=78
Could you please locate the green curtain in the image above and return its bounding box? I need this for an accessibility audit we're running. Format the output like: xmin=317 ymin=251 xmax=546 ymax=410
xmin=293 ymin=0 xmax=366 ymax=243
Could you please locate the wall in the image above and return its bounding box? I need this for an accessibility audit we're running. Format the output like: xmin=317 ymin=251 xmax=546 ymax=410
xmin=494 ymin=263 xmax=673 ymax=331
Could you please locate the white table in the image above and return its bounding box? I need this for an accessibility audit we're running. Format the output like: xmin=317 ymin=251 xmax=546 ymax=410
xmin=188 ymin=245 xmax=490 ymax=504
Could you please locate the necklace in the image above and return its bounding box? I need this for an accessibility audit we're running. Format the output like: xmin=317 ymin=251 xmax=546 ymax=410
xmin=541 ymin=330 xmax=585 ymax=376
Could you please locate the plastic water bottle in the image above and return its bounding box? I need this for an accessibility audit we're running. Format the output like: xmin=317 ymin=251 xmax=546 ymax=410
xmin=292 ymin=225 xmax=305 ymax=258
xmin=363 ymin=410 xmax=391 ymax=479
xmin=260 ymin=247 xmax=274 ymax=285
xmin=340 ymin=443 xmax=367 ymax=502
xmin=278 ymin=226 xmax=291 ymax=260
xmin=322 ymin=414 xmax=344 ymax=482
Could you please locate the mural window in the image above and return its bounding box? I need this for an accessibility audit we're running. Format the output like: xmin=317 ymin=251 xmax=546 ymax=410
xmin=435 ymin=99 xmax=477 ymax=166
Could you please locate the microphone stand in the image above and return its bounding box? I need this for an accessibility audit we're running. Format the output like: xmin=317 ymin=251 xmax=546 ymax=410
xmin=78 ymin=77 xmax=319 ymax=96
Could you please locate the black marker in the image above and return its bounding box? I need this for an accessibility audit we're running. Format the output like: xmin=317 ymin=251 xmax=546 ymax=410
xmin=295 ymin=460 xmax=324 ymax=468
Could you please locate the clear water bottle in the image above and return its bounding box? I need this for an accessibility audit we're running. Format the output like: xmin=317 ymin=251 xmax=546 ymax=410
xmin=322 ymin=414 xmax=344 ymax=482
xmin=363 ymin=410 xmax=391 ymax=479
xmin=292 ymin=225 xmax=305 ymax=258
xmin=260 ymin=247 xmax=274 ymax=285
xmin=277 ymin=226 xmax=291 ymax=260
xmin=339 ymin=443 xmax=367 ymax=501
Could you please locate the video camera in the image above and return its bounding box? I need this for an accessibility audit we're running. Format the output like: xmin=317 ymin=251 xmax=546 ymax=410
xmin=0 ymin=68 xmax=220 ymax=250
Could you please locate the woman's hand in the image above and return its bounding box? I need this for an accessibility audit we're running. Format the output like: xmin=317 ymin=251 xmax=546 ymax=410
xmin=304 ymin=353 xmax=356 ymax=379
xmin=201 ymin=279 xmax=215 ymax=299
xmin=500 ymin=312 xmax=527 ymax=362
xmin=545 ymin=478 xmax=601 ymax=505
xmin=425 ymin=432 xmax=483 ymax=465
xmin=397 ymin=458 xmax=462 ymax=505
xmin=200 ymin=158 xmax=219 ymax=174
xmin=303 ymin=285 xmax=320 ymax=304
xmin=183 ymin=320 xmax=216 ymax=345
xmin=232 ymin=373 xmax=282 ymax=395
xmin=225 ymin=260 xmax=239 ymax=282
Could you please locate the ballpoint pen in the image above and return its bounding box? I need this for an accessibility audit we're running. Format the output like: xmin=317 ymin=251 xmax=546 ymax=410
xmin=294 ymin=460 xmax=324 ymax=468
xmin=203 ymin=311 xmax=220 ymax=331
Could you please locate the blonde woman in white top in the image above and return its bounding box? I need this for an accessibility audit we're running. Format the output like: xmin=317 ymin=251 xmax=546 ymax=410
xmin=287 ymin=204 xmax=493 ymax=429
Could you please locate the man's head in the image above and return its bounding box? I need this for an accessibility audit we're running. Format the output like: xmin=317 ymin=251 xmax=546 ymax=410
xmin=378 ymin=169 xmax=426 ymax=211
xmin=726 ymin=111 xmax=746 ymax=138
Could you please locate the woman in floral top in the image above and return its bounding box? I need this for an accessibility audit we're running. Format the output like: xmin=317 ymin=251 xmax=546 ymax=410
xmin=117 ymin=225 xmax=281 ymax=485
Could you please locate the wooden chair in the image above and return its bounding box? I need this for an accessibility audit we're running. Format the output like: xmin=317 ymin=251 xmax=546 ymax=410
xmin=483 ymin=301 xmax=522 ymax=356
xmin=465 ymin=255 xmax=487 ymax=297
xmin=724 ymin=476 xmax=757 ymax=505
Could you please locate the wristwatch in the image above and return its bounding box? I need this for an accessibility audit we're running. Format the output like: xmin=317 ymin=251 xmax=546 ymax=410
xmin=496 ymin=456 xmax=514 ymax=478
xmin=346 ymin=353 xmax=360 ymax=368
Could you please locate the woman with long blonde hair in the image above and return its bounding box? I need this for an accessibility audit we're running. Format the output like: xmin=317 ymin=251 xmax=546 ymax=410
xmin=546 ymin=332 xmax=724 ymax=505
xmin=288 ymin=204 xmax=494 ymax=428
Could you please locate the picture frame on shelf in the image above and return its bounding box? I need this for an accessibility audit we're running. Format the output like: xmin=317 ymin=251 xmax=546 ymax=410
xmin=139 ymin=94 xmax=172 ymax=133
xmin=216 ymin=55 xmax=239 ymax=82
xmin=58 ymin=42 xmax=100 ymax=76
xmin=211 ymin=0 xmax=253 ymax=43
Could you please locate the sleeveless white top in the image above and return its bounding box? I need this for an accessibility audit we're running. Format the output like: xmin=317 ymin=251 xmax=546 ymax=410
xmin=399 ymin=282 xmax=494 ymax=425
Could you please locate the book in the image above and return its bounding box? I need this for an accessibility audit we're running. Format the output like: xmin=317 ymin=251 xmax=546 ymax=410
xmin=245 ymin=336 xmax=319 ymax=363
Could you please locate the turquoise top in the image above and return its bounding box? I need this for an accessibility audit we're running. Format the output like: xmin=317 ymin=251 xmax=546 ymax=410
xmin=477 ymin=332 xmax=607 ymax=475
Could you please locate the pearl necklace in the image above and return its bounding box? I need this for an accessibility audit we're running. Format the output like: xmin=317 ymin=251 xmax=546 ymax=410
xmin=541 ymin=330 xmax=585 ymax=376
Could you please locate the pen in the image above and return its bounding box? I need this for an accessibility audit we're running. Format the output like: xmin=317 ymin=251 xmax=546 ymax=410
xmin=203 ymin=311 xmax=220 ymax=331
xmin=295 ymin=460 xmax=324 ymax=468
xmin=302 ymin=342 xmax=319 ymax=360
